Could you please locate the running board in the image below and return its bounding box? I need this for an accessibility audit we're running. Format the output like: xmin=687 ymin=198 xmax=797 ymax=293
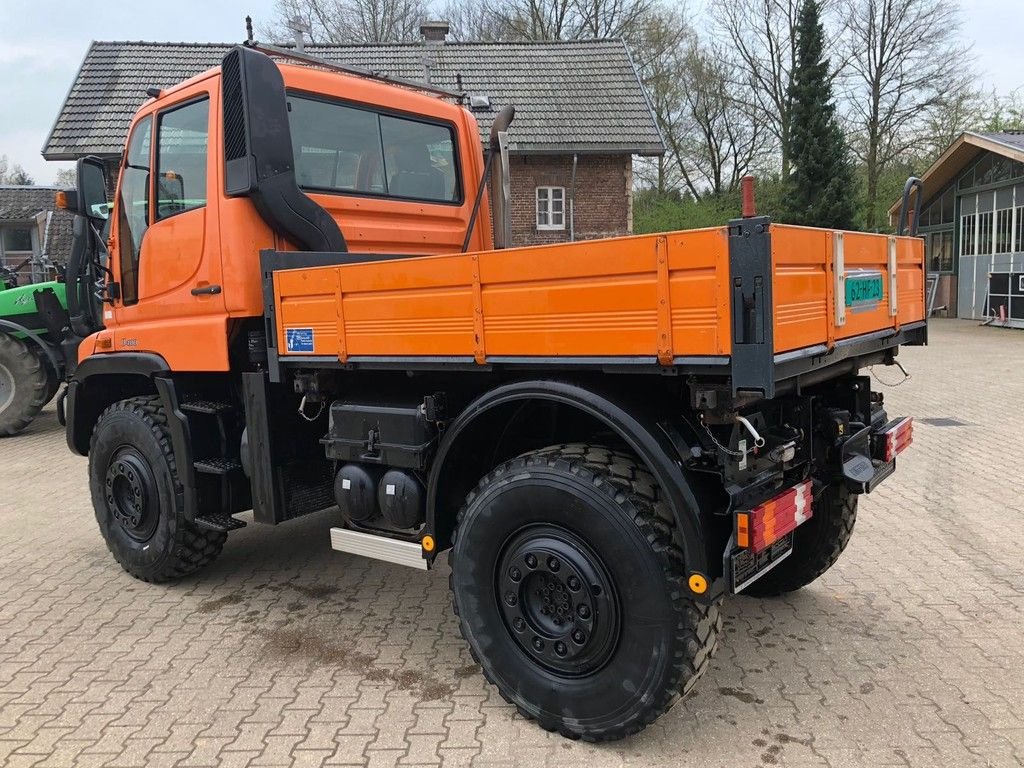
xmin=329 ymin=527 xmax=428 ymax=570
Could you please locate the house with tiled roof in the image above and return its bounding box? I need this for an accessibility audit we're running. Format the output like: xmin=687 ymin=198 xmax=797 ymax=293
xmin=888 ymin=131 xmax=1024 ymax=327
xmin=0 ymin=186 xmax=74 ymax=284
xmin=43 ymin=25 xmax=664 ymax=246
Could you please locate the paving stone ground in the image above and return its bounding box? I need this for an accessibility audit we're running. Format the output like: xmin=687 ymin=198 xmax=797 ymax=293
xmin=1 ymin=319 xmax=1023 ymax=767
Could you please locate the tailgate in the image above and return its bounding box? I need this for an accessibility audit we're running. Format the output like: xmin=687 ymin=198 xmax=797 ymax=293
xmin=770 ymin=225 xmax=926 ymax=354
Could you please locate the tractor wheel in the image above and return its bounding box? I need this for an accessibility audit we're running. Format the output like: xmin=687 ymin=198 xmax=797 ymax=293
xmin=0 ymin=333 xmax=48 ymax=437
xmin=90 ymin=396 xmax=227 ymax=583
xmin=743 ymin=484 xmax=857 ymax=597
xmin=450 ymin=443 xmax=721 ymax=742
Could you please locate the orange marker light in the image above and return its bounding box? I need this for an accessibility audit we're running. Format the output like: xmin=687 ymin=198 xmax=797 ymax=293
xmin=688 ymin=573 xmax=708 ymax=594
xmin=54 ymin=191 xmax=70 ymax=210
xmin=421 ymin=535 xmax=435 ymax=553
xmin=736 ymin=512 xmax=750 ymax=549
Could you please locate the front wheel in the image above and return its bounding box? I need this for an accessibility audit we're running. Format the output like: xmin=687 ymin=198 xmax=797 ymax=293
xmin=743 ymin=484 xmax=857 ymax=597
xmin=450 ymin=444 xmax=721 ymax=742
xmin=89 ymin=396 xmax=227 ymax=583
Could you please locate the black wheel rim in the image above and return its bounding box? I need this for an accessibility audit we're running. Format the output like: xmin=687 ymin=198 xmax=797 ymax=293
xmin=496 ymin=524 xmax=620 ymax=677
xmin=104 ymin=447 xmax=159 ymax=542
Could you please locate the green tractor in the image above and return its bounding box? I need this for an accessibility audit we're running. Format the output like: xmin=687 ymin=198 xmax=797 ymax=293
xmin=0 ymin=168 xmax=110 ymax=436
xmin=0 ymin=264 xmax=72 ymax=435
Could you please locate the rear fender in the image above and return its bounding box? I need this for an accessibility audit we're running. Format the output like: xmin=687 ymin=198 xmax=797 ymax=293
xmin=426 ymin=380 xmax=729 ymax=598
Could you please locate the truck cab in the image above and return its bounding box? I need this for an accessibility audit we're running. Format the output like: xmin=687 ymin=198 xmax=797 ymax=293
xmin=80 ymin=57 xmax=493 ymax=373
xmin=61 ymin=44 xmax=924 ymax=742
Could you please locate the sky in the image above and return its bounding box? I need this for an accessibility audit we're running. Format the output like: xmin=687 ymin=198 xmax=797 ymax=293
xmin=0 ymin=0 xmax=1021 ymax=185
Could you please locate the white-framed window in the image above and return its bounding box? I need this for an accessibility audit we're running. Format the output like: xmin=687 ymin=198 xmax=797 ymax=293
xmin=536 ymin=186 xmax=565 ymax=230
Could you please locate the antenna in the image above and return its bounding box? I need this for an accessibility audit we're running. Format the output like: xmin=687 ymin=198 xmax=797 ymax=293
xmin=245 ymin=15 xmax=254 ymax=45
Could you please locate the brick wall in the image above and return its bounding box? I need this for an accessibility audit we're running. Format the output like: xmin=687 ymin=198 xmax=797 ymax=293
xmin=498 ymin=154 xmax=632 ymax=247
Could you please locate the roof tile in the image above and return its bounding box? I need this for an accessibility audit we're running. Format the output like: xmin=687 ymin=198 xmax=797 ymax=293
xmin=44 ymin=40 xmax=664 ymax=159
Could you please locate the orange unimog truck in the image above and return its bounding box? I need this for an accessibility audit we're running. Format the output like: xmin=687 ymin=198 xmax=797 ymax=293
xmin=61 ymin=45 xmax=922 ymax=741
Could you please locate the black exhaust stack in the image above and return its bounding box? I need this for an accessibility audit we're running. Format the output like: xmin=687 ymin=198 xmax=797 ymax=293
xmin=221 ymin=46 xmax=347 ymax=253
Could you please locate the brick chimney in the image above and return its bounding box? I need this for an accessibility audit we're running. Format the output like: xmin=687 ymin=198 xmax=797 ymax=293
xmin=420 ymin=21 xmax=450 ymax=43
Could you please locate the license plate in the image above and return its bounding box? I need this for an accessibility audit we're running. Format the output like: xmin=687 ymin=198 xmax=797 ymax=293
xmin=845 ymin=272 xmax=884 ymax=309
xmin=730 ymin=532 xmax=794 ymax=593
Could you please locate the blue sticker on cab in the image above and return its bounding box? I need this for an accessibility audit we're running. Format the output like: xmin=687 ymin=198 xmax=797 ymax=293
xmin=286 ymin=328 xmax=315 ymax=353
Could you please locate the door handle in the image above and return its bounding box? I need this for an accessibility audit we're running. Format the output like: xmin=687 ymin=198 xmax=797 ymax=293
xmin=191 ymin=284 xmax=222 ymax=296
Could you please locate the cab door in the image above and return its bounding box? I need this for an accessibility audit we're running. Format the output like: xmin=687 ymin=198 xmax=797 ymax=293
xmin=109 ymin=82 xmax=229 ymax=371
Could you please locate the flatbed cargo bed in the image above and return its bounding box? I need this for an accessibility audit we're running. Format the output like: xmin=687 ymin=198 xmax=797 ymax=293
xmin=263 ymin=217 xmax=926 ymax=397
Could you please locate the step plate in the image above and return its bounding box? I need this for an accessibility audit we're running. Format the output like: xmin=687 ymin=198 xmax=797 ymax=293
xmin=329 ymin=528 xmax=427 ymax=570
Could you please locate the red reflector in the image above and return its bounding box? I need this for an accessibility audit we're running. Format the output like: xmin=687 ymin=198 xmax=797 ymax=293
xmin=743 ymin=480 xmax=813 ymax=554
xmin=884 ymin=417 xmax=913 ymax=462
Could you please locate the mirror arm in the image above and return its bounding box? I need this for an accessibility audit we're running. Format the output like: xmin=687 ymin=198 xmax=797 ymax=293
xmin=461 ymin=148 xmax=497 ymax=253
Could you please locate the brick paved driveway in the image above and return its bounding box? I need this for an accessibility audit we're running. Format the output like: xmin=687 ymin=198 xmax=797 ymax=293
xmin=1 ymin=319 xmax=1022 ymax=767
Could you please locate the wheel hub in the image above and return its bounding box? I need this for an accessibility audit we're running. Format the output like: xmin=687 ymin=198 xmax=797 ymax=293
xmin=497 ymin=525 xmax=620 ymax=677
xmin=104 ymin=448 xmax=158 ymax=542
xmin=0 ymin=362 xmax=14 ymax=411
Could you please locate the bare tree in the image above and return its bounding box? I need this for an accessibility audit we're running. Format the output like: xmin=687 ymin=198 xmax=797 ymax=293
xmin=713 ymin=0 xmax=802 ymax=179
xmin=842 ymin=0 xmax=973 ymax=229
xmin=647 ymin=36 xmax=767 ymax=199
xmin=494 ymin=0 xmax=578 ymax=40
xmin=263 ymin=0 xmax=429 ymax=43
xmin=0 ymin=155 xmax=34 ymax=185
xmin=979 ymin=88 xmax=1024 ymax=133
xmin=53 ymin=168 xmax=77 ymax=187
xmin=443 ymin=0 xmax=509 ymax=41
xmin=573 ymin=0 xmax=659 ymax=39
xmin=713 ymin=0 xmax=843 ymax=179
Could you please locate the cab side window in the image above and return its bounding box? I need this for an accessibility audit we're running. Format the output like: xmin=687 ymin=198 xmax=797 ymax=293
xmin=118 ymin=116 xmax=152 ymax=305
xmin=288 ymin=94 xmax=460 ymax=204
xmin=156 ymin=98 xmax=210 ymax=220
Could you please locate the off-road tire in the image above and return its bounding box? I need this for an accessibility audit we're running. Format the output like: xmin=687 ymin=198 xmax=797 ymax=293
xmin=450 ymin=443 xmax=721 ymax=742
xmin=744 ymin=484 xmax=857 ymax=597
xmin=90 ymin=396 xmax=227 ymax=582
xmin=0 ymin=333 xmax=48 ymax=437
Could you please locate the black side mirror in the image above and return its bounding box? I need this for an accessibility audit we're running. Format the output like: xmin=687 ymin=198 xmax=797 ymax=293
xmin=76 ymin=156 xmax=110 ymax=222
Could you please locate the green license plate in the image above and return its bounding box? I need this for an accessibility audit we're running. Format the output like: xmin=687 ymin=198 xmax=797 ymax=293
xmin=845 ymin=272 xmax=884 ymax=308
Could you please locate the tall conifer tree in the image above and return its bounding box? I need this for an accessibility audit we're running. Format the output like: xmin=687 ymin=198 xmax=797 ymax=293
xmin=785 ymin=0 xmax=855 ymax=229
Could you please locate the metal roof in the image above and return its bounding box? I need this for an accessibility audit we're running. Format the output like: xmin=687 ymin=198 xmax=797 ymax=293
xmin=43 ymin=40 xmax=665 ymax=160
xmin=887 ymin=131 xmax=1024 ymax=219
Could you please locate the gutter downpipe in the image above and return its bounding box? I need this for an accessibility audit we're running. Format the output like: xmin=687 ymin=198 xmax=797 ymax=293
xmin=570 ymin=153 xmax=578 ymax=242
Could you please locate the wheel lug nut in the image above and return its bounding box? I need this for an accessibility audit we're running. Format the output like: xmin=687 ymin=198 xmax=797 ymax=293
xmin=555 ymin=641 xmax=567 ymax=656
xmin=513 ymin=617 xmax=526 ymax=632
xmin=567 ymin=576 xmax=580 ymax=590
xmin=577 ymin=604 xmax=590 ymax=619
xmin=525 ymin=554 xmax=537 ymax=569
xmin=532 ymin=637 xmax=544 ymax=652
xmin=548 ymin=557 xmax=560 ymax=572
xmin=504 ymin=592 xmax=517 ymax=606
xmin=509 ymin=567 xmax=522 ymax=582
xmin=572 ymin=630 xmax=586 ymax=644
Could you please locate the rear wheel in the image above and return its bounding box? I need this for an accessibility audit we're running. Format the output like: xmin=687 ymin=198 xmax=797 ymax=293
xmin=0 ymin=333 xmax=48 ymax=437
xmin=89 ymin=396 xmax=227 ymax=582
xmin=450 ymin=444 xmax=721 ymax=741
xmin=744 ymin=484 xmax=857 ymax=597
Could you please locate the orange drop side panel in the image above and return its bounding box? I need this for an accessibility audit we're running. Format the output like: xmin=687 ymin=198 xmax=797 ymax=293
xmin=272 ymin=225 xmax=925 ymax=365
xmin=770 ymin=225 xmax=925 ymax=354
xmin=273 ymin=230 xmax=731 ymax=362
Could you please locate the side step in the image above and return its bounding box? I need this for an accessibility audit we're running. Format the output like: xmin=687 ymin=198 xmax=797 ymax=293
xmin=195 ymin=513 xmax=247 ymax=532
xmin=329 ymin=528 xmax=427 ymax=570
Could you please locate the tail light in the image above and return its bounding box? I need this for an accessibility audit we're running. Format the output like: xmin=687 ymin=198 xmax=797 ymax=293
xmin=873 ymin=417 xmax=913 ymax=462
xmin=735 ymin=480 xmax=813 ymax=554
